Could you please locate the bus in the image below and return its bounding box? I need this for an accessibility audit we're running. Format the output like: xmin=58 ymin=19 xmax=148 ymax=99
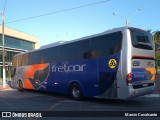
xmin=10 ymin=27 xmax=156 ymax=100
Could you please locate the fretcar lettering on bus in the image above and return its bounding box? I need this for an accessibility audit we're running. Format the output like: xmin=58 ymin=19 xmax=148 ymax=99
xmin=51 ymin=64 xmax=86 ymax=72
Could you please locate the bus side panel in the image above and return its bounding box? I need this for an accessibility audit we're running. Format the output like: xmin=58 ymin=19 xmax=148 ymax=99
xmin=13 ymin=53 xmax=122 ymax=99
xmin=46 ymin=59 xmax=99 ymax=96
xmin=67 ymin=73 xmax=99 ymax=96
xmin=97 ymin=52 xmax=121 ymax=99
xmin=23 ymin=64 xmax=50 ymax=90
xmin=46 ymin=71 xmax=68 ymax=93
xmin=23 ymin=53 xmax=121 ymax=98
xmin=11 ymin=66 xmax=28 ymax=89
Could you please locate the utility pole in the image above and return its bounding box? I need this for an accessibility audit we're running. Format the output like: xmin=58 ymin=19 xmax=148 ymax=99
xmin=1 ymin=12 xmax=6 ymax=88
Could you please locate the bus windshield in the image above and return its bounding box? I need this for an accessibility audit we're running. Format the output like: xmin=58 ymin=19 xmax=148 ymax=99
xmin=130 ymin=28 xmax=153 ymax=50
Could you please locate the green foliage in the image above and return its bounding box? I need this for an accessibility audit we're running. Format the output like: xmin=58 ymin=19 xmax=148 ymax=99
xmin=154 ymin=31 xmax=160 ymax=44
xmin=156 ymin=51 xmax=160 ymax=60
xmin=157 ymin=55 xmax=160 ymax=60
xmin=154 ymin=32 xmax=160 ymax=62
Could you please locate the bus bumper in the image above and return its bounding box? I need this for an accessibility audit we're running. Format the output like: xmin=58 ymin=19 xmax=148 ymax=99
xmin=127 ymin=85 xmax=155 ymax=99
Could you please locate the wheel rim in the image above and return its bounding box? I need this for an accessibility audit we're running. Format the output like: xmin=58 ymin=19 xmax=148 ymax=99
xmin=17 ymin=81 xmax=23 ymax=91
xmin=17 ymin=81 xmax=20 ymax=88
xmin=72 ymin=86 xmax=80 ymax=98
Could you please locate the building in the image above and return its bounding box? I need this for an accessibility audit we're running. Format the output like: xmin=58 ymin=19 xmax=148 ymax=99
xmin=0 ymin=26 xmax=38 ymax=80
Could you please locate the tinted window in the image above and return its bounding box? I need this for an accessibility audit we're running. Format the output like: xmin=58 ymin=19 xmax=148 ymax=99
xmin=15 ymin=31 xmax=122 ymax=66
xmin=38 ymin=47 xmax=60 ymax=64
xmin=92 ymin=31 xmax=122 ymax=58
xmin=59 ymin=39 xmax=92 ymax=61
xmin=130 ymin=28 xmax=153 ymax=50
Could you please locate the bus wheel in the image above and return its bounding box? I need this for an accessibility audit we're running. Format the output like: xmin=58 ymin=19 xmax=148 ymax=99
xmin=70 ymin=83 xmax=83 ymax=100
xmin=17 ymin=80 xmax=23 ymax=92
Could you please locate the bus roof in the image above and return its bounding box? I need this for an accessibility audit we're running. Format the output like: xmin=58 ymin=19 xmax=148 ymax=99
xmin=15 ymin=26 xmax=148 ymax=56
xmin=39 ymin=27 xmax=128 ymax=50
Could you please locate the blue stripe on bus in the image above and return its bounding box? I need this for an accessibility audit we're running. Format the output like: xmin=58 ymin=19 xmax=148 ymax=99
xmin=38 ymin=52 xmax=120 ymax=97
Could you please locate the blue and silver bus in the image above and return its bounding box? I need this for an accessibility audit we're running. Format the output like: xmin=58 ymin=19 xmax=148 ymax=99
xmin=11 ymin=27 xmax=156 ymax=100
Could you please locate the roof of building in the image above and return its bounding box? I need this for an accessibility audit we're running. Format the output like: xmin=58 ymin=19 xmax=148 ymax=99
xmin=0 ymin=26 xmax=38 ymax=43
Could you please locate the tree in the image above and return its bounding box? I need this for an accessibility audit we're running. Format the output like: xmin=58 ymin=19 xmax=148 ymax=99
xmin=154 ymin=31 xmax=160 ymax=45
xmin=154 ymin=31 xmax=160 ymax=68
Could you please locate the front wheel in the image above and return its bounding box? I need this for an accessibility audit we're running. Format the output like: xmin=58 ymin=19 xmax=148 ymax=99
xmin=70 ymin=83 xmax=83 ymax=100
xmin=17 ymin=80 xmax=24 ymax=92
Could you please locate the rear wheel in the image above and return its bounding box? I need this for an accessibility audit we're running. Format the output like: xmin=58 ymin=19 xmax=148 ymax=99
xmin=17 ymin=80 xmax=23 ymax=92
xmin=70 ymin=83 xmax=83 ymax=100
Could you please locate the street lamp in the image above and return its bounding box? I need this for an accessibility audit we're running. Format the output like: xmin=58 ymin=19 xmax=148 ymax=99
xmin=113 ymin=9 xmax=141 ymax=27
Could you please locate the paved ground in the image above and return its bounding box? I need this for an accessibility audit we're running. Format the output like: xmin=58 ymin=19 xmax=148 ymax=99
xmin=1 ymin=84 xmax=160 ymax=120
xmin=0 ymin=77 xmax=160 ymax=120
xmin=0 ymin=84 xmax=12 ymax=91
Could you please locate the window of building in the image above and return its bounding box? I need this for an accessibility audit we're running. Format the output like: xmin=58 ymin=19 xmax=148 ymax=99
xmin=0 ymin=35 xmax=34 ymax=51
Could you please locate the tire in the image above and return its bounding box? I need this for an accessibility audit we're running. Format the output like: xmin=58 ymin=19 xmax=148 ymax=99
xmin=70 ymin=83 xmax=83 ymax=100
xmin=17 ymin=80 xmax=24 ymax=92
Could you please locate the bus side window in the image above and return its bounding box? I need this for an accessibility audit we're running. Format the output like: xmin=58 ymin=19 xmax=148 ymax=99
xmin=83 ymin=50 xmax=98 ymax=59
xmin=111 ymin=45 xmax=119 ymax=55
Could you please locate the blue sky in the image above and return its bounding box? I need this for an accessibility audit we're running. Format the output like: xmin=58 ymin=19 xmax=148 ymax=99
xmin=0 ymin=0 xmax=160 ymax=47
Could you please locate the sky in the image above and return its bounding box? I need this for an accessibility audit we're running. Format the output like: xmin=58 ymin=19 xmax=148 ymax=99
xmin=0 ymin=0 xmax=160 ymax=47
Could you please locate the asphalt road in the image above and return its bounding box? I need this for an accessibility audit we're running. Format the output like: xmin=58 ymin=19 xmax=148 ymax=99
xmin=155 ymin=74 xmax=160 ymax=93
xmin=0 ymin=89 xmax=160 ymax=120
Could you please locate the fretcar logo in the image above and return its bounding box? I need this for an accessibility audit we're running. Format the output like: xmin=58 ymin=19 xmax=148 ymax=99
xmin=51 ymin=64 xmax=86 ymax=72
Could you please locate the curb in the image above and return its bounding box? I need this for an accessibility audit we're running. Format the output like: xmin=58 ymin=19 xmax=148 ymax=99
xmin=0 ymin=85 xmax=13 ymax=91
xmin=144 ymin=94 xmax=160 ymax=97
